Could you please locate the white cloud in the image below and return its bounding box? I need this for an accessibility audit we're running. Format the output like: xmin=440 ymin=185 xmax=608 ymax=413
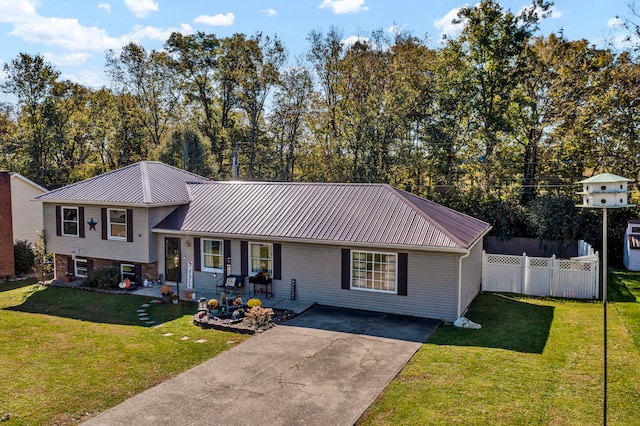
xmin=342 ymin=35 xmax=369 ymax=47
xmin=124 ymin=0 xmax=158 ymax=18
xmin=43 ymin=51 xmax=91 ymax=66
xmin=260 ymin=8 xmax=277 ymax=17
xmin=319 ymin=0 xmax=368 ymax=15
xmin=62 ymin=69 xmax=108 ymax=89
xmin=387 ymin=24 xmax=405 ymax=35
xmin=98 ymin=2 xmax=111 ymax=14
xmin=0 ymin=0 xmax=38 ymax=23
xmin=434 ymin=7 xmax=465 ymax=40
xmin=608 ymin=17 xmax=624 ymax=28
xmin=194 ymin=13 xmax=235 ymax=26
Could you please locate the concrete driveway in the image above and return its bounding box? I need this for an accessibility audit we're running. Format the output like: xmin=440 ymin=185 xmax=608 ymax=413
xmin=83 ymin=306 xmax=439 ymax=426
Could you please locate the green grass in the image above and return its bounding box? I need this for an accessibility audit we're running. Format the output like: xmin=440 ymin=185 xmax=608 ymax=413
xmin=0 ymin=280 xmax=250 ymax=425
xmin=358 ymin=278 xmax=640 ymax=425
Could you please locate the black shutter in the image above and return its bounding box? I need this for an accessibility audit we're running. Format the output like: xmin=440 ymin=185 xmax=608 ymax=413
xmin=341 ymin=249 xmax=351 ymax=290
xmin=78 ymin=207 xmax=85 ymax=238
xmin=87 ymin=259 xmax=94 ymax=274
xmin=398 ymin=253 xmax=408 ymax=296
xmin=101 ymin=208 xmax=107 ymax=240
xmin=126 ymin=209 xmax=133 ymax=242
xmin=224 ymin=239 xmax=231 ymax=263
xmin=273 ymin=243 xmax=281 ymax=280
xmin=241 ymin=241 xmax=248 ymax=276
xmin=55 ymin=206 xmax=61 ymax=236
xmin=194 ymin=237 xmax=201 ymax=271
xmin=67 ymin=256 xmax=74 ymax=274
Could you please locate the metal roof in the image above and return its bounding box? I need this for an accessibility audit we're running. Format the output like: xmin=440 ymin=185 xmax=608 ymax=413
xmin=35 ymin=162 xmax=209 ymax=206
xmin=154 ymin=181 xmax=491 ymax=250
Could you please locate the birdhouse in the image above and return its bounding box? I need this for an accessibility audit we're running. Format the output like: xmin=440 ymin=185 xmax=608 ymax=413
xmin=578 ymin=173 xmax=632 ymax=208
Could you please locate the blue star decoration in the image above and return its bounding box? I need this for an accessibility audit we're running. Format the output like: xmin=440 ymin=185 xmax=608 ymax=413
xmin=87 ymin=218 xmax=97 ymax=231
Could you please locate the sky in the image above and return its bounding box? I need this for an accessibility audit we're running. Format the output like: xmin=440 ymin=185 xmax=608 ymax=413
xmin=0 ymin=0 xmax=636 ymax=91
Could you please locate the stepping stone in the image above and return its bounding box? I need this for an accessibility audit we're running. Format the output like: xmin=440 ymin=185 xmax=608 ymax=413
xmin=154 ymin=324 xmax=164 ymax=328
xmin=136 ymin=309 xmax=146 ymax=313
xmin=195 ymin=339 xmax=207 ymax=343
xmin=138 ymin=312 xmax=147 ymax=316
xmin=141 ymin=304 xmax=150 ymax=307
xmin=180 ymin=336 xmax=190 ymax=341
xmin=139 ymin=317 xmax=150 ymax=321
xmin=146 ymin=321 xmax=156 ymax=325
xmin=162 ymin=332 xmax=174 ymax=337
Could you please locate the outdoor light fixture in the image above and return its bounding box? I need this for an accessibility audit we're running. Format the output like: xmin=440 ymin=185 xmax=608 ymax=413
xmin=577 ymin=172 xmax=634 ymax=425
xmin=198 ymin=292 xmax=208 ymax=312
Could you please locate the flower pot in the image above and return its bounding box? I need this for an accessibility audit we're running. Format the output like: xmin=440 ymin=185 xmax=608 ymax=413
xmin=172 ymin=298 xmax=179 ymax=304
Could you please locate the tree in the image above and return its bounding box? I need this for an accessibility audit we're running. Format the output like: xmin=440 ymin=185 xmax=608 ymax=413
xmin=31 ymin=231 xmax=51 ymax=285
xmin=106 ymin=43 xmax=180 ymax=151
xmin=1 ymin=53 xmax=60 ymax=186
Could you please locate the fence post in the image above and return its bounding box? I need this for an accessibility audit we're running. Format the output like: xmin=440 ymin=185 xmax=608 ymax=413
xmin=521 ymin=252 xmax=527 ymax=294
xmin=550 ymin=254 xmax=557 ymax=297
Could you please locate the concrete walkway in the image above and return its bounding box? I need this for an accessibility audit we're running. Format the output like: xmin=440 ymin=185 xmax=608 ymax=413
xmin=83 ymin=306 xmax=439 ymax=426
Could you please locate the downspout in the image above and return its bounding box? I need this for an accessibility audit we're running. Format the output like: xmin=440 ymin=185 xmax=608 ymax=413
xmin=457 ymin=249 xmax=471 ymax=319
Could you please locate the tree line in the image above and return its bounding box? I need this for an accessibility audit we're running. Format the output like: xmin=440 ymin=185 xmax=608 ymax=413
xmin=1 ymin=0 xmax=639 ymax=262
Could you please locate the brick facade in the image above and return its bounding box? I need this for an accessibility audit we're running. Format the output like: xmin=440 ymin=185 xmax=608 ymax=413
xmin=54 ymin=253 xmax=158 ymax=283
xmin=0 ymin=172 xmax=15 ymax=277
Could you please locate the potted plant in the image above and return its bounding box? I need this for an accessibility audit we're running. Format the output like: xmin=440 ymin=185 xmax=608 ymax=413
xmin=63 ymin=272 xmax=74 ymax=283
xmin=160 ymin=285 xmax=173 ymax=304
xmin=171 ymin=293 xmax=179 ymax=304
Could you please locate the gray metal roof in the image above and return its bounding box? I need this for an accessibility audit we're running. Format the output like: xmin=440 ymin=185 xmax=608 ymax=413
xmin=154 ymin=181 xmax=491 ymax=250
xmin=35 ymin=162 xmax=209 ymax=206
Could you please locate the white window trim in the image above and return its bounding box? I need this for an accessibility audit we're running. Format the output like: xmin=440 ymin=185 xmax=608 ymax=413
xmin=107 ymin=208 xmax=127 ymax=241
xmin=350 ymin=249 xmax=398 ymax=294
xmin=61 ymin=206 xmax=79 ymax=237
xmin=75 ymin=257 xmax=88 ymax=278
xmin=249 ymin=242 xmax=273 ymax=275
xmin=201 ymin=238 xmax=224 ymax=273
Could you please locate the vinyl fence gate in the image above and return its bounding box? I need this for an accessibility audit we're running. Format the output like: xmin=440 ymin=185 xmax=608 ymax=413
xmin=481 ymin=250 xmax=599 ymax=299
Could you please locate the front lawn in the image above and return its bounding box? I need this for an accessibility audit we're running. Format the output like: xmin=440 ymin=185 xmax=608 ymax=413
xmin=359 ymin=276 xmax=640 ymax=425
xmin=0 ymin=280 xmax=250 ymax=425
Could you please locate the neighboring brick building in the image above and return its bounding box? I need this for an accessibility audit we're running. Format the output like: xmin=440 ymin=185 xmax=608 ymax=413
xmin=0 ymin=171 xmax=47 ymax=277
xmin=0 ymin=172 xmax=15 ymax=276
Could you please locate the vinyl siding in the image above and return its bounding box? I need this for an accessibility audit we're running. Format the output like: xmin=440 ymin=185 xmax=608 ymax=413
xmin=280 ymin=242 xmax=459 ymax=321
xmin=148 ymin=206 xmax=179 ymax=263
xmin=11 ymin=178 xmax=45 ymax=243
xmin=44 ymin=203 xmax=152 ymax=263
xmin=459 ymin=238 xmax=483 ymax=317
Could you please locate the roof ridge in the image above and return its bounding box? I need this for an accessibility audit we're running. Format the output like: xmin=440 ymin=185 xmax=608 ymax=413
xmin=140 ymin=162 xmax=152 ymax=203
xmin=387 ymin=186 xmax=467 ymax=247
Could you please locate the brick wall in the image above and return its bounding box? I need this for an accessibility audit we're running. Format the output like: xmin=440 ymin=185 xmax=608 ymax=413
xmin=54 ymin=254 xmax=158 ymax=282
xmin=0 ymin=172 xmax=14 ymax=277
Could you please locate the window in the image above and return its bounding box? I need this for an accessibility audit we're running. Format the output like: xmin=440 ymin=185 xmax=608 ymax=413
xmin=62 ymin=207 xmax=79 ymax=236
xmin=201 ymin=239 xmax=223 ymax=272
xmin=250 ymin=242 xmax=272 ymax=275
xmin=75 ymin=257 xmax=88 ymax=278
xmin=632 ymin=227 xmax=640 ymax=233
xmin=351 ymin=250 xmax=397 ymax=293
xmin=108 ymin=209 xmax=127 ymax=240
xmin=121 ymin=263 xmax=136 ymax=283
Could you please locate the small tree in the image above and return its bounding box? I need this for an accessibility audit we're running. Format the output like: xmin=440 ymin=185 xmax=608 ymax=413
xmin=31 ymin=231 xmax=51 ymax=284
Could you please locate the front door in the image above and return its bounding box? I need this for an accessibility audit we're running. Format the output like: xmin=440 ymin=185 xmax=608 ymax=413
xmin=165 ymin=237 xmax=181 ymax=282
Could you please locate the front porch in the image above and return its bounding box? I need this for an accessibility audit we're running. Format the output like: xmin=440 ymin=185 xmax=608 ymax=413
xmin=130 ymin=284 xmax=315 ymax=315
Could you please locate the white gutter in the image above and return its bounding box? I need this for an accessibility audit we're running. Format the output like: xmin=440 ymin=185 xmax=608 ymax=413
xmin=457 ymin=249 xmax=471 ymax=319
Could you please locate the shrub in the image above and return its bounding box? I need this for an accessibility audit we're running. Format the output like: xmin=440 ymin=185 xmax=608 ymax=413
xmin=83 ymin=266 xmax=120 ymax=289
xmin=14 ymin=240 xmax=34 ymax=275
xmin=243 ymin=306 xmax=274 ymax=329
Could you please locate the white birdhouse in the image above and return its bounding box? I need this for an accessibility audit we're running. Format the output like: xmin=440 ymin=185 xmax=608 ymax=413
xmin=578 ymin=173 xmax=632 ymax=208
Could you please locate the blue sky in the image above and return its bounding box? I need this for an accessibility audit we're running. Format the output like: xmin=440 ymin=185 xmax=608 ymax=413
xmin=0 ymin=0 xmax=635 ymax=90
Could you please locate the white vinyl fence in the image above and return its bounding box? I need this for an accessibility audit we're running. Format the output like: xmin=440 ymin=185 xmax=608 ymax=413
xmin=482 ymin=250 xmax=599 ymax=299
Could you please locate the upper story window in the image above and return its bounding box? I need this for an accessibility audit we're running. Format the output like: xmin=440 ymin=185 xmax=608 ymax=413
xmin=201 ymin=239 xmax=223 ymax=272
xmin=250 ymin=242 xmax=272 ymax=275
xmin=351 ymin=250 xmax=397 ymax=293
xmin=62 ymin=207 xmax=79 ymax=237
xmin=108 ymin=209 xmax=127 ymax=240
